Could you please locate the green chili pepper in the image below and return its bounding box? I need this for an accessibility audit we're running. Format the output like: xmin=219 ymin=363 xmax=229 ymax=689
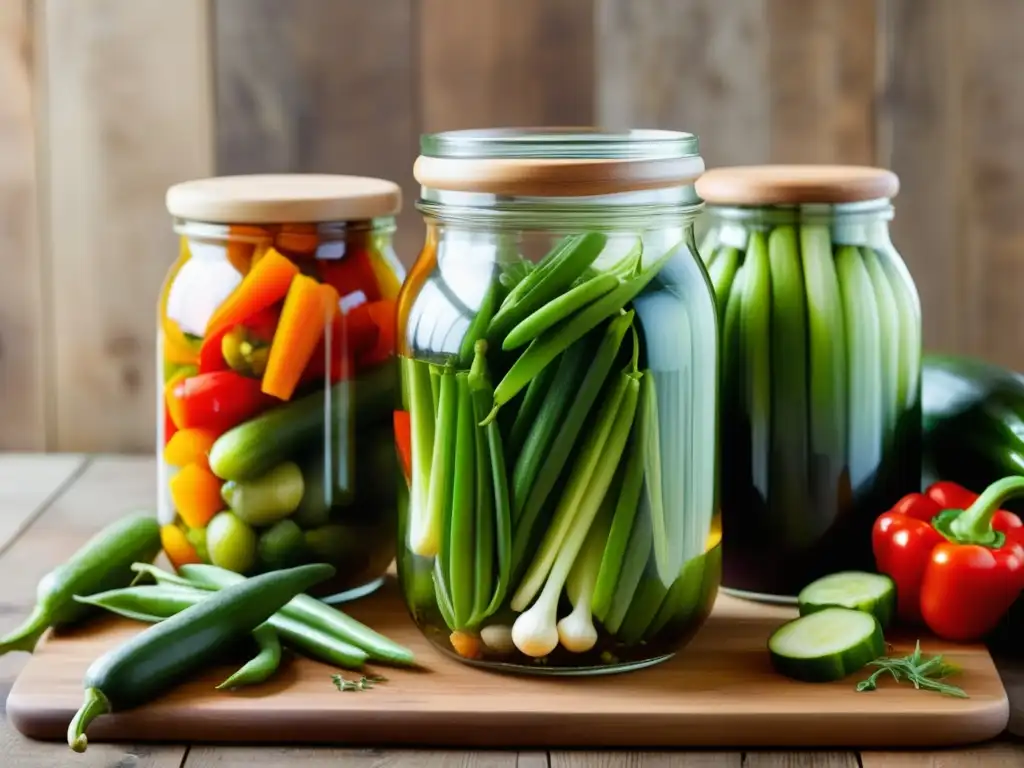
xmin=0 ymin=514 xmax=161 ymax=657
xmin=67 ymin=563 xmax=334 ymax=753
xmin=216 ymin=623 xmax=281 ymax=690
xmin=77 ymin=583 xmax=369 ymax=671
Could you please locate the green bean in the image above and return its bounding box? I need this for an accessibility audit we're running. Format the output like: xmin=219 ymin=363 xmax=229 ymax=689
xmin=176 ymin=563 xmax=415 ymax=666
xmin=448 ymin=373 xmax=476 ymax=629
xmin=459 ymin=273 xmax=502 ymax=366
xmin=511 ymin=334 xmax=595 ymax=521
xmin=507 ymin=355 xmax=560 ymax=461
xmin=602 ymin=492 xmax=653 ymax=634
xmin=78 ymin=583 xmax=370 ymax=669
xmin=468 ymin=340 xmax=512 ymax=622
xmin=510 ymin=311 xmax=634 ymax=581
xmin=217 ymin=624 xmax=281 ymax=689
xmin=489 ymin=233 xmax=607 ymax=341
xmin=484 ymin=244 xmax=675 ymax=422
xmin=470 ymin=380 xmax=495 ymax=627
xmin=412 ymin=364 xmax=456 ymax=558
xmin=511 ymin=372 xmax=632 ymax=611
xmin=131 ymin=562 xmax=208 ymax=590
xmin=591 ymin=426 xmax=645 ymax=621
xmin=502 ymin=273 xmax=619 ymax=351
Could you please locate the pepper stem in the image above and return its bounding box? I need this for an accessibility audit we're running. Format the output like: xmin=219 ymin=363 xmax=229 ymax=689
xmin=946 ymin=475 xmax=1024 ymax=546
xmin=67 ymin=687 xmax=110 ymax=753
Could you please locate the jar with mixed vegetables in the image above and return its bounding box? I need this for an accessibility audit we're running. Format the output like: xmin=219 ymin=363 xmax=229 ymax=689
xmin=694 ymin=166 xmax=922 ymax=603
xmin=396 ymin=129 xmax=721 ymax=673
xmin=159 ymin=174 xmax=405 ymax=600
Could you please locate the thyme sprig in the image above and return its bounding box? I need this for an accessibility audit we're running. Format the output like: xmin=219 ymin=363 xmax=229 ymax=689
xmin=332 ymin=674 xmax=387 ymax=692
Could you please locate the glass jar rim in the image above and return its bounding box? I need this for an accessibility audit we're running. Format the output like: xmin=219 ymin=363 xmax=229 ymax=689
xmin=419 ymin=127 xmax=701 ymax=160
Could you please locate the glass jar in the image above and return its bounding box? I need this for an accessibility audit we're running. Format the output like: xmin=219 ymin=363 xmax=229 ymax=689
xmin=395 ymin=128 xmax=720 ymax=674
xmin=158 ymin=174 xmax=406 ymax=601
xmin=694 ymin=166 xmax=922 ymax=603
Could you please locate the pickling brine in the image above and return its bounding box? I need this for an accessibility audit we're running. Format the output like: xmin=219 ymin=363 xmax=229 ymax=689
xmin=395 ymin=129 xmax=720 ymax=674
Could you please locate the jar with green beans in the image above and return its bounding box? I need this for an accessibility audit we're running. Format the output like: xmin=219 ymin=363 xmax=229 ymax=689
xmin=694 ymin=166 xmax=922 ymax=603
xmin=395 ymin=129 xmax=721 ymax=674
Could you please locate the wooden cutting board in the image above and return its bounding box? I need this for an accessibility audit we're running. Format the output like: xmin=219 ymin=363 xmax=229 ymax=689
xmin=5 ymin=576 xmax=1009 ymax=749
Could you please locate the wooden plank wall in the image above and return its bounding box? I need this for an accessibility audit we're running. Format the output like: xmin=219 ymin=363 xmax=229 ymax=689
xmin=0 ymin=0 xmax=1021 ymax=452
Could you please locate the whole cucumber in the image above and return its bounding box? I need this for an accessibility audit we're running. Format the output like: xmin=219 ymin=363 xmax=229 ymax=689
xmin=209 ymin=362 xmax=399 ymax=482
xmin=67 ymin=562 xmax=335 ymax=752
xmin=0 ymin=513 xmax=161 ymax=656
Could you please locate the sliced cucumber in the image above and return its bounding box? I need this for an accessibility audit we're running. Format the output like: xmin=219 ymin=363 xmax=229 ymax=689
xmin=797 ymin=571 xmax=896 ymax=628
xmin=768 ymin=607 xmax=885 ymax=683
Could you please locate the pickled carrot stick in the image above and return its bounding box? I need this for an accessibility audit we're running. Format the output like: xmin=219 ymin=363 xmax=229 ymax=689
xmin=204 ymin=248 xmax=299 ymax=338
xmin=261 ymin=276 xmax=338 ymax=400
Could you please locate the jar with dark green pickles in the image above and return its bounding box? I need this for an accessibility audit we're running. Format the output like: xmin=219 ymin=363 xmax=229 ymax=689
xmin=694 ymin=166 xmax=922 ymax=603
xmin=158 ymin=174 xmax=405 ymax=600
xmin=395 ymin=129 xmax=721 ymax=673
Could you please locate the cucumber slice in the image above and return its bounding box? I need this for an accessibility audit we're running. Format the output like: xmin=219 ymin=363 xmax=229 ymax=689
xmin=797 ymin=571 xmax=896 ymax=628
xmin=768 ymin=607 xmax=885 ymax=683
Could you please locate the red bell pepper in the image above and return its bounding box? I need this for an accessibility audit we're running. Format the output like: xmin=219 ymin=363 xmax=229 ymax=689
xmin=394 ymin=409 xmax=412 ymax=486
xmin=319 ymin=249 xmax=381 ymax=303
xmin=873 ymin=477 xmax=1024 ymax=641
xmin=166 ymin=370 xmax=280 ymax=435
xmin=300 ymin=300 xmax=380 ymax=384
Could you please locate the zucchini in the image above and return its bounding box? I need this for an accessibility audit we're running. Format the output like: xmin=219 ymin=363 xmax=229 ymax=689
xmin=208 ymin=363 xmax=398 ymax=481
xmin=768 ymin=607 xmax=885 ymax=683
xmin=797 ymin=571 xmax=896 ymax=629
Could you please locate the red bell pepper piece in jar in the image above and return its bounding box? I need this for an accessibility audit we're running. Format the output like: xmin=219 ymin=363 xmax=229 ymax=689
xmin=394 ymin=410 xmax=412 ymax=485
xmin=319 ymin=249 xmax=382 ymax=303
xmin=300 ymin=299 xmax=380 ymax=384
xmin=872 ymin=477 xmax=1024 ymax=641
xmin=166 ymin=370 xmax=280 ymax=434
xmin=198 ymin=306 xmax=280 ymax=374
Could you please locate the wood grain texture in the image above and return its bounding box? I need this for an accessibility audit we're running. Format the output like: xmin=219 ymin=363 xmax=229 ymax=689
xmin=0 ymin=453 xmax=85 ymax=552
xmin=876 ymin=0 xmax=965 ymax=358
xmin=766 ymin=0 xmax=878 ymax=164
xmin=38 ymin=0 xmax=214 ymax=453
xmin=744 ymin=754 xmax=858 ymax=768
xmin=551 ymin=752 xmax=741 ymax=767
xmin=0 ymin=456 xmax=186 ymax=765
xmin=0 ymin=456 xmax=153 ymax=609
xmin=861 ymin=742 xmax=1024 ymax=767
xmin=186 ymin=747 xmax=522 ymax=767
xmin=596 ymin=0 xmax=769 ymax=167
xmin=419 ymin=0 xmax=594 ymax=133
xmin=214 ymin=0 xmax=420 ymax=266
xmin=0 ymin=0 xmax=46 ymax=450
xmin=5 ymin=568 xmax=1009 ymax=749
xmin=960 ymin=0 xmax=1024 ymax=369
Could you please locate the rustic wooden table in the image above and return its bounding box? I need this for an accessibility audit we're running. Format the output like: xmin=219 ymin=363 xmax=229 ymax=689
xmin=2 ymin=454 xmax=1022 ymax=767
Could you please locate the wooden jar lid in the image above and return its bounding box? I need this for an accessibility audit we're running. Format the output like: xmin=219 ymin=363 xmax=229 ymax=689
xmin=414 ymin=128 xmax=705 ymax=198
xmin=695 ymin=165 xmax=899 ymax=205
xmin=166 ymin=174 xmax=402 ymax=223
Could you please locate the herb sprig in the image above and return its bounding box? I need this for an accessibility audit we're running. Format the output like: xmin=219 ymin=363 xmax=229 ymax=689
xmin=332 ymin=674 xmax=387 ymax=692
xmin=856 ymin=641 xmax=968 ymax=698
